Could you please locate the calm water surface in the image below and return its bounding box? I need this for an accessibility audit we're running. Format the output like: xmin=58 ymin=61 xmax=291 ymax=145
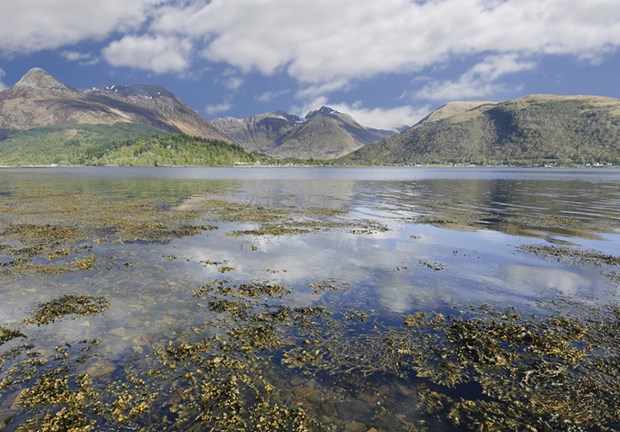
xmin=0 ymin=167 xmax=619 ymax=431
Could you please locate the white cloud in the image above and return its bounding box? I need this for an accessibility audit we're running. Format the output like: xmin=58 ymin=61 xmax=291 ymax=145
xmin=3 ymin=0 xmax=620 ymax=104
xmin=0 ymin=68 xmax=6 ymax=91
xmin=295 ymin=79 xmax=351 ymax=100
xmin=103 ymin=35 xmax=192 ymax=74
xmin=61 ymin=51 xmax=90 ymax=62
xmin=329 ymin=102 xmax=430 ymax=130
xmin=257 ymin=89 xmax=291 ymax=103
xmin=217 ymin=68 xmax=244 ymax=90
xmin=0 ymin=0 xmax=162 ymax=54
xmin=415 ymin=54 xmax=536 ymax=101
xmin=61 ymin=51 xmax=99 ymax=66
xmin=290 ymin=96 xmax=330 ymax=119
xmin=225 ymin=76 xmax=243 ymax=90
xmin=205 ymin=99 xmax=233 ymax=116
xmin=148 ymin=0 xmax=620 ymax=85
xmin=291 ymin=96 xmax=428 ymax=130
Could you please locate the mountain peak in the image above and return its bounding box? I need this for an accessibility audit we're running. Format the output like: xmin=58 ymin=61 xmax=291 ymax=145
xmin=92 ymin=83 xmax=176 ymax=99
xmin=306 ymin=106 xmax=339 ymax=118
xmin=15 ymin=67 xmax=70 ymax=92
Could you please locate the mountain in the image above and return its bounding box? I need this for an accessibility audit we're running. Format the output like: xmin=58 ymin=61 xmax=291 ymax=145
xmin=212 ymin=111 xmax=300 ymax=154
xmin=0 ymin=68 xmax=232 ymax=143
xmin=340 ymin=95 xmax=620 ymax=166
xmin=418 ymin=101 xmax=496 ymax=124
xmin=213 ymin=106 xmax=393 ymax=159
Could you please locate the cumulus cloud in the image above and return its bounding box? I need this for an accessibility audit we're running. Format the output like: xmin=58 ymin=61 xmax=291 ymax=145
xmin=415 ymin=54 xmax=536 ymax=101
xmin=205 ymin=98 xmax=233 ymax=116
xmin=0 ymin=0 xmax=161 ymax=54
xmin=224 ymin=76 xmax=243 ymax=90
xmin=61 ymin=51 xmax=99 ymax=66
xmin=148 ymin=0 xmax=620 ymax=84
xmin=328 ymin=102 xmax=430 ymax=130
xmin=295 ymin=79 xmax=351 ymax=101
xmin=257 ymin=89 xmax=291 ymax=103
xmin=103 ymin=35 xmax=192 ymax=74
xmin=3 ymin=0 xmax=620 ymax=104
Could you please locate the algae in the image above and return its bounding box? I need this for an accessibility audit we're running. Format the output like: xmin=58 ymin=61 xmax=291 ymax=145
xmin=2 ymin=276 xmax=620 ymax=431
xmin=1 ymin=171 xmax=619 ymax=431
xmin=24 ymin=295 xmax=110 ymax=326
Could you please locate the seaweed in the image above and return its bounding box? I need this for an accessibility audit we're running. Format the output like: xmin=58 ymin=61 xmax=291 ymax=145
xmin=24 ymin=295 xmax=110 ymax=326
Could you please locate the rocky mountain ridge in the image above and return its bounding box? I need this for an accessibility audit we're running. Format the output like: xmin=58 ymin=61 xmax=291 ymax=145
xmin=213 ymin=106 xmax=393 ymax=159
xmin=0 ymin=68 xmax=232 ymax=143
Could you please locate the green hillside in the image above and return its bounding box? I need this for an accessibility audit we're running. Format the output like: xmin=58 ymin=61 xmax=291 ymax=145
xmin=0 ymin=124 xmax=260 ymax=166
xmin=340 ymin=95 xmax=620 ymax=166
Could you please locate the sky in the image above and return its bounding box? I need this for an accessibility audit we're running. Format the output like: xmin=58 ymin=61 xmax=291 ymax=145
xmin=1 ymin=0 xmax=620 ymax=130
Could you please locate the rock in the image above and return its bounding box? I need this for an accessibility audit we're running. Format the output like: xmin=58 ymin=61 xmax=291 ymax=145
xmin=162 ymin=315 xmax=177 ymax=326
xmin=344 ymin=421 xmax=367 ymax=432
xmin=293 ymin=386 xmax=316 ymax=399
xmin=336 ymin=400 xmax=373 ymax=421
xmin=109 ymin=326 xmax=127 ymax=337
xmin=290 ymin=376 xmax=305 ymax=387
xmin=133 ymin=334 xmax=151 ymax=346
xmin=86 ymin=360 xmax=116 ymax=377
xmin=1 ymin=390 xmax=22 ymax=412
xmin=0 ymin=410 xmax=17 ymax=430
xmin=359 ymin=392 xmax=380 ymax=404
xmin=395 ymin=382 xmax=415 ymax=397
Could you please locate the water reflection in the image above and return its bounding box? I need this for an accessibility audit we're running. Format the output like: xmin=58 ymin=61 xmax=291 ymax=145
xmin=0 ymin=167 xmax=619 ymax=431
xmin=504 ymin=264 xmax=598 ymax=299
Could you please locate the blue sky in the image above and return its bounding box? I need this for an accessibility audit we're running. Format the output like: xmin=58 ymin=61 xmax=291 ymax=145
xmin=1 ymin=0 xmax=620 ymax=129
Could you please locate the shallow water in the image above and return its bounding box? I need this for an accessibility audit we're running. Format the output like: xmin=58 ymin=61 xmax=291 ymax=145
xmin=0 ymin=167 xmax=619 ymax=431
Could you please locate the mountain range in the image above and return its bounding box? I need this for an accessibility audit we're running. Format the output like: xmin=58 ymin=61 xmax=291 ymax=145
xmin=1 ymin=68 xmax=619 ymax=166
xmin=212 ymin=107 xmax=393 ymax=159
xmin=0 ymin=68 xmax=392 ymax=161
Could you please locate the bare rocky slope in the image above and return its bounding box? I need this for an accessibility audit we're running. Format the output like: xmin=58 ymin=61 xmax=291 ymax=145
xmin=340 ymin=95 xmax=620 ymax=166
xmin=213 ymin=107 xmax=393 ymax=160
xmin=0 ymin=68 xmax=232 ymax=143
